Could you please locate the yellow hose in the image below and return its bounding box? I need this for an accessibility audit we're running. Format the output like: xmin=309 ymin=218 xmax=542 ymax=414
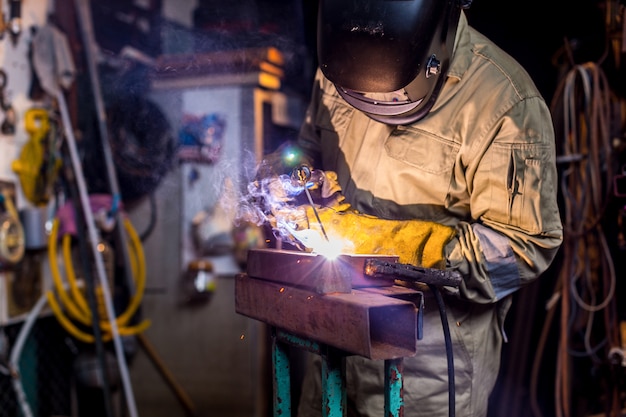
xmin=47 ymin=215 xmax=150 ymax=342
xmin=62 ymin=232 xmax=89 ymax=315
xmin=48 ymin=219 xmax=91 ymax=325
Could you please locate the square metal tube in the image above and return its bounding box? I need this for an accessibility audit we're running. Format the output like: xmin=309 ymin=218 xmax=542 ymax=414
xmin=235 ymin=274 xmax=419 ymax=359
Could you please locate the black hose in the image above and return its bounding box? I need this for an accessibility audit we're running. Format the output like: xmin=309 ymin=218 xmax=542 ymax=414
xmin=138 ymin=191 xmax=158 ymax=242
xmin=429 ymin=284 xmax=455 ymax=417
xmin=363 ymin=259 xmax=457 ymax=416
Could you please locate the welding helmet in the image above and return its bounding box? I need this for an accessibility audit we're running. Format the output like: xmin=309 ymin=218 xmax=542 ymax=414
xmin=318 ymin=0 xmax=472 ymax=125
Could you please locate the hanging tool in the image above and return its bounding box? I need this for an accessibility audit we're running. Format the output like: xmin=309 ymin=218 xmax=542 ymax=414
xmin=291 ymin=165 xmax=329 ymax=241
xmin=0 ymin=188 xmax=25 ymax=265
xmin=12 ymin=108 xmax=62 ymax=205
xmin=0 ymin=70 xmax=16 ymax=135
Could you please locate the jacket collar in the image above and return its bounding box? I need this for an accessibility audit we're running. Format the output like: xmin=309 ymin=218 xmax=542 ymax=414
xmin=447 ymin=11 xmax=472 ymax=81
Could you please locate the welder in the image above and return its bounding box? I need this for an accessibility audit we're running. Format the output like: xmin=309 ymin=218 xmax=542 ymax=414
xmin=255 ymin=0 xmax=563 ymax=416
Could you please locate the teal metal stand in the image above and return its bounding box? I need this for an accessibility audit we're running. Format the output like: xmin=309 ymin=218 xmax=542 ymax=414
xmin=272 ymin=328 xmax=404 ymax=417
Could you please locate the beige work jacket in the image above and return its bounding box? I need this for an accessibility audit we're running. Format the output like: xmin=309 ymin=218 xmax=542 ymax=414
xmin=298 ymin=12 xmax=563 ymax=306
xmin=296 ymin=11 xmax=563 ymax=417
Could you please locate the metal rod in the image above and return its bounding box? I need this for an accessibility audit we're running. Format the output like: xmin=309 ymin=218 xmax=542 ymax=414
xmin=304 ymin=187 xmax=329 ymax=241
xmin=384 ymin=358 xmax=404 ymax=417
xmin=73 ymin=0 xmax=136 ymax=296
xmin=272 ymin=331 xmax=291 ymax=417
xmin=322 ymin=349 xmax=345 ymax=417
xmin=57 ymin=90 xmax=139 ymax=417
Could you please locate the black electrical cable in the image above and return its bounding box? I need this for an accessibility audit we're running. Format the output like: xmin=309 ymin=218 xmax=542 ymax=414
xmin=429 ymin=284 xmax=455 ymax=417
xmin=60 ymin=148 xmax=116 ymax=417
xmin=139 ymin=191 xmax=158 ymax=242
xmin=363 ymin=259 xmax=457 ymax=417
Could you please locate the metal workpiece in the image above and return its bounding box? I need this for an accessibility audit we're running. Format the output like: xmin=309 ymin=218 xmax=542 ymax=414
xmin=246 ymin=248 xmax=399 ymax=294
xmin=235 ymin=274 xmax=420 ymax=360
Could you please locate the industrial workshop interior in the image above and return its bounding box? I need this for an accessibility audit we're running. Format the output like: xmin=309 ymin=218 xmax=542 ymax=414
xmin=0 ymin=0 xmax=625 ymax=416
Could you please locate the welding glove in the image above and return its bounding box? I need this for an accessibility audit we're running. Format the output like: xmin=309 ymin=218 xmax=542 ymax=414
xmin=291 ymin=171 xmax=455 ymax=268
xmin=293 ymin=169 xmax=347 ymax=208
xmin=303 ymin=206 xmax=456 ymax=269
xmin=249 ymin=143 xmax=342 ymax=223
xmin=267 ymin=169 xmax=456 ymax=268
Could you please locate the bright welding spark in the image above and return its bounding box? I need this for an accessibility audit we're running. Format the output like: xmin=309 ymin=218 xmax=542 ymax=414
xmin=291 ymin=228 xmax=354 ymax=260
xmin=313 ymin=242 xmax=344 ymax=260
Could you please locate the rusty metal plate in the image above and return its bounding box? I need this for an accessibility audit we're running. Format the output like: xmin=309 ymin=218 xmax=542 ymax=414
xmin=246 ymin=249 xmax=399 ymax=294
xmin=235 ymin=274 xmax=418 ymax=360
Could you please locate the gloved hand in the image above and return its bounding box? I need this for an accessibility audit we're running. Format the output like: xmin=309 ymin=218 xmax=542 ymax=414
xmin=243 ymin=164 xmax=345 ymax=252
xmin=247 ymin=142 xmax=315 ymax=222
xmin=291 ymin=168 xmax=346 ymax=209
xmin=249 ymin=143 xmax=341 ymax=221
xmin=265 ymin=169 xmax=456 ymax=269
xmin=301 ymin=206 xmax=456 ymax=269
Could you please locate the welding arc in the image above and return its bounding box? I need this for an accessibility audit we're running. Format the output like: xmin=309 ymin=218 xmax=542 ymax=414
xmin=304 ymin=187 xmax=329 ymax=241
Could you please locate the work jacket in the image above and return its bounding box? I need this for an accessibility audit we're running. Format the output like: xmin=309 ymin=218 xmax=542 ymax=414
xmin=296 ymin=11 xmax=563 ymax=417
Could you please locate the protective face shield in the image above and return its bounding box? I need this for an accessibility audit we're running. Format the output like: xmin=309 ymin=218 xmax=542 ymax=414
xmin=318 ymin=0 xmax=472 ymax=125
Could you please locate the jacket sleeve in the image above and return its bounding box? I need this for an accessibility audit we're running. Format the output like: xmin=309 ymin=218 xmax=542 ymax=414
xmin=445 ymin=96 xmax=563 ymax=304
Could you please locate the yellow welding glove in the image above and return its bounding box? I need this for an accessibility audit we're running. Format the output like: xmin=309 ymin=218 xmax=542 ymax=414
xmin=261 ymin=168 xmax=456 ymax=268
xmin=304 ymin=206 xmax=456 ymax=269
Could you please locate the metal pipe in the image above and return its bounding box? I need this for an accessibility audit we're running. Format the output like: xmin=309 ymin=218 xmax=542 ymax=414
xmin=73 ymin=0 xmax=136 ymax=298
xmin=57 ymin=90 xmax=139 ymax=417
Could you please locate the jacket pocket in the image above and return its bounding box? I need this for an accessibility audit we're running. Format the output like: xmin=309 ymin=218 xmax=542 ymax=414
xmin=384 ymin=126 xmax=460 ymax=201
xmin=483 ymin=143 xmax=555 ymax=234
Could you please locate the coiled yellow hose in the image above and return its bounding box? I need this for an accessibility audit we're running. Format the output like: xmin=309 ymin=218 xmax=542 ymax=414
xmin=47 ymin=216 xmax=150 ymax=343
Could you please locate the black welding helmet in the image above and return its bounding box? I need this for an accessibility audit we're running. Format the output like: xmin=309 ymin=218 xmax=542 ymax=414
xmin=318 ymin=0 xmax=471 ymax=125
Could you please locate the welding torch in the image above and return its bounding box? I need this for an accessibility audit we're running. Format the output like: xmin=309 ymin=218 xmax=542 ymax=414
xmin=363 ymin=259 xmax=463 ymax=288
xmin=364 ymin=258 xmax=460 ymax=417
xmin=291 ymin=165 xmax=329 ymax=241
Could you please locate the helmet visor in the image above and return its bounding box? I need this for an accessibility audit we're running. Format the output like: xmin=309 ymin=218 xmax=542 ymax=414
xmin=336 ymin=87 xmax=424 ymax=117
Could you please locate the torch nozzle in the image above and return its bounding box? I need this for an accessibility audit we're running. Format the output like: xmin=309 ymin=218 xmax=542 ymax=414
xmin=290 ymin=165 xmax=312 ymax=186
xmin=290 ymin=165 xmax=329 ymax=242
